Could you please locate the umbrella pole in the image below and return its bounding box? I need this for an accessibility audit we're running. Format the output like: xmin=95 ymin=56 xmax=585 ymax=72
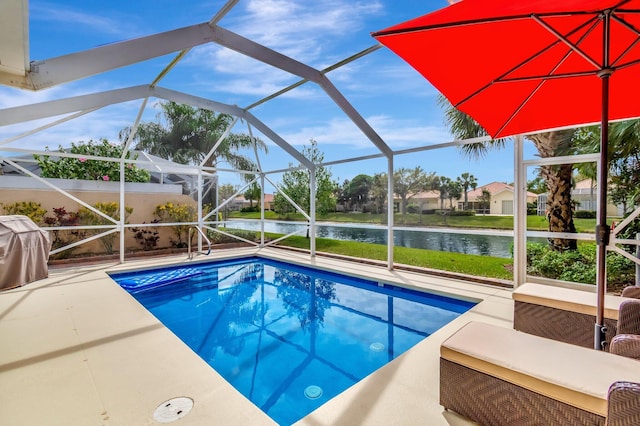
xmin=595 ymin=69 xmax=611 ymax=351
xmin=595 ymin=11 xmax=613 ymax=351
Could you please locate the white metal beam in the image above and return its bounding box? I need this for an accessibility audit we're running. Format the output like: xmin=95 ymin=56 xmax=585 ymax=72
xmin=245 ymin=44 xmax=381 ymax=111
xmin=513 ymin=135 xmax=527 ymax=287
xmin=209 ymin=0 xmax=241 ymax=26
xmin=242 ymin=110 xmax=313 ymax=170
xmin=208 ymin=25 xmax=392 ymax=158
xmin=23 ymin=23 xmax=219 ymax=90
xmin=0 ymin=84 xmax=313 ymax=170
xmin=152 ymin=87 xmax=313 ymax=169
xmin=150 ymin=86 xmax=246 ymax=116
xmin=0 ymin=85 xmax=153 ymax=126
xmin=0 ymin=107 xmax=99 ymax=146
xmin=387 ymin=156 xmax=394 ymax=270
xmin=199 ymin=117 xmax=239 ymax=167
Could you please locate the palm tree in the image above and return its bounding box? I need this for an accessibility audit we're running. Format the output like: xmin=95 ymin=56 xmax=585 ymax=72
xmin=457 ymin=172 xmax=478 ymax=210
xmin=123 ymin=101 xmax=267 ymax=205
xmin=130 ymin=102 xmax=268 ymax=169
xmin=447 ymin=180 xmax=463 ymax=209
xmin=435 ymin=176 xmax=452 ymax=210
xmin=439 ymin=96 xmax=577 ymax=250
xmin=243 ymin=182 xmax=261 ymax=209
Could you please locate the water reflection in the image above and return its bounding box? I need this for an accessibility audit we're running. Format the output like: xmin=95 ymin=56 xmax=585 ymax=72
xmin=275 ymin=269 xmax=337 ymax=333
xmin=228 ymin=220 xmax=517 ymax=258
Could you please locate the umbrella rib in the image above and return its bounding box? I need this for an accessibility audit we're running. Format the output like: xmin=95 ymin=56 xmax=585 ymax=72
xmin=494 ymin=15 xmax=605 ymax=136
xmin=532 ymin=15 xmax=602 ymax=71
xmin=494 ymin=86 xmax=543 ymax=138
xmin=610 ymin=13 xmax=640 ymax=68
xmin=616 ymin=56 xmax=640 ymax=71
xmin=454 ymin=14 xmax=599 ymax=110
xmin=372 ymin=11 xmax=598 ymax=37
xmin=498 ymin=70 xmax=596 ymax=83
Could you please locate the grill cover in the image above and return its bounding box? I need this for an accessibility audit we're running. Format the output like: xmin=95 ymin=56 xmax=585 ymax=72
xmin=0 ymin=215 xmax=51 ymax=290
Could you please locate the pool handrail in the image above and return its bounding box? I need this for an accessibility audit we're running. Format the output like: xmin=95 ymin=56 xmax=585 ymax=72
xmin=188 ymin=226 xmax=212 ymax=260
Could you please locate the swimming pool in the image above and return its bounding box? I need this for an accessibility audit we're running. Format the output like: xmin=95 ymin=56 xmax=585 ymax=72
xmin=110 ymin=256 xmax=476 ymax=425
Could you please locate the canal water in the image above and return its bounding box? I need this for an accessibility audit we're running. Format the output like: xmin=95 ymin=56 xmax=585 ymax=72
xmin=226 ymin=220 xmax=520 ymax=259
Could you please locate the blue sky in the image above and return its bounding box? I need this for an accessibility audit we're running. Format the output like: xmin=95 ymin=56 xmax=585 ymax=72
xmin=0 ymin=0 xmax=540 ymax=190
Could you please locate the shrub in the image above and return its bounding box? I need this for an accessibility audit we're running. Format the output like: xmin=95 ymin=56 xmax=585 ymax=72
xmin=421 ymin=209 xmax=436 ymax=215
xmin=574 ymin=210 xmax=596 ymax=218
xmin=78 ymin=202 xmax=132 ymax=254
xmin=131 ymin=220 xmax=160 ymax=251
xmin=1 ymin=201 xmax=47 ymax=224
xmin=449 ymin=210 xmax=476 ymax=216
xmin=208 ymin=228 xmax=259 ymax=244
xmin=240 ymin=206 xmax=259 ymax=213
xmin=406 ymin=205 xmax=420 ymax=214
xmin=34 ymin=139 xmax=150 ymax=183
xmin=154 ymin=202 xmax=197 ymax=248
xmin=615 ymin=218 xmax=640 ymax=255
xmin=526 ymin=242 xmax=634 ymax=290
xmin=43 ymin=207 xmax=86 ymax=259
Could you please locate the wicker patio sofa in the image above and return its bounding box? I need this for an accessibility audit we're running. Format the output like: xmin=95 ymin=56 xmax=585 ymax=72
xmin=440 ymin=321 xmax=640 ymax=425
xmin=512 ymin=283 xmax=640 ymax=350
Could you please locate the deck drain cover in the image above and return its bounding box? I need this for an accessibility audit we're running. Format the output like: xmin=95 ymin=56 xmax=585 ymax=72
xmin=304 ymin=385 xmax=323 ymax=399
xmin=153 ymin=397 xmax=193 ymax=423
xmin=369 ymin=342 xmax=385 ymax=352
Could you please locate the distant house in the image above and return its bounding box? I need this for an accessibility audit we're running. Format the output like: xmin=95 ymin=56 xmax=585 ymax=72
xmin=573 ymin=178 xmax=622 ymax=216
xmin=232 ymin=194 xmax=274 ymax=211
xmin=536 ymin=179 xmax=622 ymax=216
xmin=393 ymin=190 xmax=441 ymax=213
xmin=391 ymin=182 xmax=536 ymax=215
xmin=465 ymin=182 xmax=538 ymax=215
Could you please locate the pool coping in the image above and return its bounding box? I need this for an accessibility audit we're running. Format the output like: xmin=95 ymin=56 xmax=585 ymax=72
xmin=0 ymin=247 xmax=514 ymax=425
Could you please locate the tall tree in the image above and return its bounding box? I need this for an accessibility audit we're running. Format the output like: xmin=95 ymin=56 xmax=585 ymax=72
xmin=435 ymin=176 xmax=452 ymax=210
xmin=243 ymin=181 xmax=261 ymax=209
xmin=608 ymin=121 xmax=640 ymax=216
xmin=456 ymin=172 xmax=478 ymax=210
xmin=274 ymin=139 xmax=336 ymax=216
xmin=447 ymin=180 xmax=463 ymax=209
xmin=218 ymin=184 xmax=238 ymax=221
xmin=393 ymin=167 xmax=435 ymax=216
xmin=478 ymin=189 xmax=491 ymax=214
xmin=334 ymin=179 xmax=351 ymax=211
xmin=370 ymin=173 xmax=388 ymax=215
xmin=527 ymin=175 xmax=547 ymax=194
xmin=439 ymin=96 xmax=578 ymax=251
xmin=345 ymin=174 xmax=373 ymax=212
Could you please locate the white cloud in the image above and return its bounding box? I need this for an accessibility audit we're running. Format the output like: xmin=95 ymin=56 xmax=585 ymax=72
xmin=184 ymin=0 xmax=384 ymax=98
xmin=276 ymin=114 xmax=450 ymax=150
xmin=237 ymin=0 xmax=384 ymax=62
xmin=31 ymin=2 xmax=146 ymax=38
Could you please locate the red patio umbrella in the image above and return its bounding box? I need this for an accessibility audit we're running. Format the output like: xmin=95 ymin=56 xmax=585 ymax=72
xmin=373 ymin=0 xmax=640 ymax=350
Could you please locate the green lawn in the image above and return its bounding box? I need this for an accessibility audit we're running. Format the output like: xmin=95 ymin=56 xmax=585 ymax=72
xmin=263 ymin=233 xmax=513 ymax=280
xmin=221 ymin=211 xmax=624 ymax=284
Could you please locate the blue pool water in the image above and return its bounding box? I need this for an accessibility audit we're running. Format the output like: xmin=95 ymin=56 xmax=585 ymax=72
xmin=110 ymin=257 xmax=476 ymax=425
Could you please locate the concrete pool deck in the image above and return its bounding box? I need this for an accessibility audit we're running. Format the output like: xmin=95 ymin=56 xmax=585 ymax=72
xmin=0 ymin=247 xmax=514 ymax=425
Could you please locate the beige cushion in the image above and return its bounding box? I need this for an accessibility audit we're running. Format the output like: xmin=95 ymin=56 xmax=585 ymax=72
xmin=513 ymin=282 xmax=627 ymax=320
xmin=441 ymin=321 xmax=640 ymax=417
